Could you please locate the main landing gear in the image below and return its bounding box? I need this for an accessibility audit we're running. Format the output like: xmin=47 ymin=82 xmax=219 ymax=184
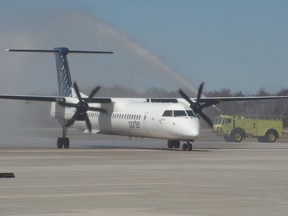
xmin=167 ymin=140 xmax=193 ymax=151
xmin=57 ymin=125 xmax=70 ymax=149
xmin=55 ymin=81 xmax=106 ymax=149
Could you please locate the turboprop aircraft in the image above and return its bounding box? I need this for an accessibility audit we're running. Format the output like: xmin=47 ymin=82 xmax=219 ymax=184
xmin=1 ymin=47 xmax=287 ymax=151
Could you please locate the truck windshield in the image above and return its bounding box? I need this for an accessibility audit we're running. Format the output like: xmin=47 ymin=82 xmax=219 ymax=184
xmin=223 ymin=118 xmax=231 ymax=124
xmin=214 ymin=117 xmax=221 ymax=125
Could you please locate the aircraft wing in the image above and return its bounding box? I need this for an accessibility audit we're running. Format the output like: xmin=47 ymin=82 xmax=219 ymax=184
xmin=198 ymin=95 xmax=288 ymax=103
xmin=0 ymin=94 xmax=61 ymax=102
xmin=0 ymin=94 xmax=287 ymax=103
xmin=0 ymin=94 xmax=112 ymax=103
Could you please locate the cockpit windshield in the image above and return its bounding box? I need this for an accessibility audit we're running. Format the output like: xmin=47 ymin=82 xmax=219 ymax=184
xmin=162 ymin=110 xmax=173 ymax=117
xmin=186 ymin=110 xmax=197 ymax=117
xmin=174 ymin=110 xmax=187 ymax=117
xmin=162 ymin=110 xmax=197 ymax=117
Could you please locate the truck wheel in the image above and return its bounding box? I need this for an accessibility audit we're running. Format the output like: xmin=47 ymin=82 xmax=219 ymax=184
xmin=231 ymin=129 xmax=244 ymax=142
xmin=265 ymin=130 xmax=278 ymax=143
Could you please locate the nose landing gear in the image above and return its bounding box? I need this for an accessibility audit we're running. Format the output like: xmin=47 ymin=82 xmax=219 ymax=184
xmin=182 ymin=142 xmax=193 ymax=151
xmin=167 ymin=140 xmax=193 ymax=151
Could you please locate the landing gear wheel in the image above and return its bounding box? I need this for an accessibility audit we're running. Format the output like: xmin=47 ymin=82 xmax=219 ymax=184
xmin=182 ymin=143 xmax=187 ymax=151
xmin=174 ymin=141 xmax=180 ymax=148
xmin=187 ymin=143 xmax=193 ymax=151
xmin=63 ymin=138 xmax=70 ymax=148
xmin=57 ymin=125 xmax=70 ymax=149
xmin=57 ymin=137 xmax=63 ymax=149
xmin=167 ymin=140 xmax=173 ymax=149
xmin=167 ymin=140 xmax=180 ymax=149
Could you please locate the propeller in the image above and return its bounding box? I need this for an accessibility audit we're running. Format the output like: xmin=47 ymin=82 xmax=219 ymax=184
xmin=179 ymin=82 xmax=217 ymax=127
xmin=59 ymin=81 xmax=107 ymax=132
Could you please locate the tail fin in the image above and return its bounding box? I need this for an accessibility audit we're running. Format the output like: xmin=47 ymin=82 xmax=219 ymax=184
xmin=5 ymin=47 xmax=113 ymax=97
xmin=54 ymin=47 xmax=73 ymax=97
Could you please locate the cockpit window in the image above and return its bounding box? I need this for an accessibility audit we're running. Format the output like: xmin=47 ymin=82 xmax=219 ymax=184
xmin=186 ymin=110 xmax=197 ymax=117
xmin=174 ymin=110 xmax=187 ymax=117
xmin=162 ymin=110 xmax=173 ymax=117
xmin=162 ymin=110 xmax=196 ymax=117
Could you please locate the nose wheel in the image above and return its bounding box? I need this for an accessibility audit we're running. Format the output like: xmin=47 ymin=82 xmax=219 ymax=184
xmin=182 ymin=142 xmax=193 ymax=151
xmin=167 ymin=140 xmax=193 ymax=151
xmin=57 ymin=137 xmax=70 ymax=149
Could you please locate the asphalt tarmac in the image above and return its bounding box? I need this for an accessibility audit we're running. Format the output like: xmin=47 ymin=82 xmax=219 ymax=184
xmin=1 ymin=128 xmax=288 ymax=216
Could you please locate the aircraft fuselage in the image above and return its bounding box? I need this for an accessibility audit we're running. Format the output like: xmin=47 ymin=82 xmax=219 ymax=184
xmin=50 ymin=98 xmax=201 ymax=141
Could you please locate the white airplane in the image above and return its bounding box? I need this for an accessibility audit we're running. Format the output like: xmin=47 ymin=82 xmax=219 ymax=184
xmin=1 ymin=47 xmax=287 ymax=150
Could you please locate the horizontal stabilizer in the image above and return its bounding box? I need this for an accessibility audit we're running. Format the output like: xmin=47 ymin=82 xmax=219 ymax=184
xmin=5 ymin=48 xmax=113 ymax=54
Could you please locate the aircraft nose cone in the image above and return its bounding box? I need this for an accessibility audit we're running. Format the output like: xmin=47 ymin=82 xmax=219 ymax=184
xmin=188 ymin=118 xmax=201 ymax=138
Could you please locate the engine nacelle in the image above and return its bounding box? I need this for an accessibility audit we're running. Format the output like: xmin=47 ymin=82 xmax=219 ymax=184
xmin=50 ymin=98 xmax=78 ymax=120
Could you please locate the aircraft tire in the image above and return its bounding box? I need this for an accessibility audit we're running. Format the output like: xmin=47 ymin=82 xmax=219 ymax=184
xmin=167 ymin=140 xmax=180 ymax=149
xmin=187 ymin=143 xmax=192 ymax=151
xmin=63 ymin=138 xmax=70 ymax=148
xmin=174 ymin=141 xmax=180 ymax=148
xmin=57 ymin=137 xmax=63 ymax=149
xmin=167 ymin=141 xmax=173 ymax=149
xmin=182 ymin=143 xmax=187 ymax=151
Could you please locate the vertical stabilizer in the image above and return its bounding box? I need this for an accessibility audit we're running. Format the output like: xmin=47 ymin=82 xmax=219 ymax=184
xmin=54 ymin=47 xmax=73 ymax=97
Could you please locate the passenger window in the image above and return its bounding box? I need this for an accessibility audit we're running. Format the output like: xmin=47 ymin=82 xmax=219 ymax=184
xmin=174 ymin=110 xmax=187 ymax=117
xmin=162 ymin=110 xmax=173 ymax=117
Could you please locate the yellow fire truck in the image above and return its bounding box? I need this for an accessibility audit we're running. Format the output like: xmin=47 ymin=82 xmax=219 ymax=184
xmin=213 ymin=115 xmax=283 ymax=142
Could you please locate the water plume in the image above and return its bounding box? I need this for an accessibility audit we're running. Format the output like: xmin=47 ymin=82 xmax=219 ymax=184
xmin=88 ymin=17 xmax=198 ymax=95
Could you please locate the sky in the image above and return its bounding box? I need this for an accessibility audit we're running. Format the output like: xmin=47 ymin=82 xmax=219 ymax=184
xmin=0 ymin=0 xmax=287 ymax=96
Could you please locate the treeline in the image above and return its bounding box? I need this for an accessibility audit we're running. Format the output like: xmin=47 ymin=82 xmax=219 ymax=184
xmin=12 ymin=86 xmax=288 ymax=128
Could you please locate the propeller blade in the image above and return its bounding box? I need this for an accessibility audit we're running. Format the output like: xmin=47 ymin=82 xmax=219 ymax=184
xmin=197 ymin=82 xmax=204 ymax=102
xmin=179 ymin=89 xmax=194 ymax=105
xmin=73 ymin=81 xmax=82 ymax=101
xmin=84 ymin=113 xmax=92 ymax=132
xmin=65 ymin=112 xmax=79 ymax=127
xmin=62 ymin=81 xmax=104 ymax=132
xmin=199 ymin=112 xmax=213 ymax=127
xmin=88 ymin=86 xmax=101 ymax=102
xmin=179 ymin=83 xmax=214 ymax=128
